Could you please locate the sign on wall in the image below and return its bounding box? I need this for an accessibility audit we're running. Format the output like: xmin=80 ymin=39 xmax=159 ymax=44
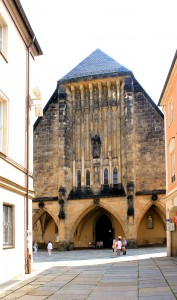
xmin=166 ymin=223 xmax=175 ymax=231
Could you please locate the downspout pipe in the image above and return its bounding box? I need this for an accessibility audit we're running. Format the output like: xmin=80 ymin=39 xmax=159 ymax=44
xmin=25 ymin=35 xmax=36 ymax=274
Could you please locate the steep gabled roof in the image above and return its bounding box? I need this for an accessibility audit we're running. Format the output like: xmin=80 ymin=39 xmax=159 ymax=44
xmin=58 ymin=49 xmax=131 ymax=84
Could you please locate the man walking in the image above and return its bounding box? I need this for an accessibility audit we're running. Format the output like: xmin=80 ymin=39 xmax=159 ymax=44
xmin=47 ymin=241 xmax=53 ymax=256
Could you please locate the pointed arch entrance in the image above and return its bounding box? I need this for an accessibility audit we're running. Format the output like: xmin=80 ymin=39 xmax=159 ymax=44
xmin=96 ymin=214 xmax=113 ymax=248
xmin=71 ymin=206 xmax=124 ymax=249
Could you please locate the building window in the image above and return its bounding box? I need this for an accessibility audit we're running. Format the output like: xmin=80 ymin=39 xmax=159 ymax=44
xmin=77 ymin=170 xmax=81 ymax=189
xmin=0 ymin=91 xmax=8 ymax=154
xmin=168 ymin=97 xmax=174 ymax=126
xmin=104 ymin=168 xmax=108 ymax=185
xmin=86 ymin=170 xmax=90 ymax=187
xmin=0 ymin=14 xmax=8 ymax=58
xmin=169 ymin=138 xmax=176 ymax=183
xmin=3 ymin=204 xmax=14 ymax=247
xmin=113 ymin=167 xmax=118 ymax=185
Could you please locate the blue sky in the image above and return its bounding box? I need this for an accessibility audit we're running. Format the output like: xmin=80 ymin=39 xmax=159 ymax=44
xmin=21 ymin=0 xmax=177 ymax=108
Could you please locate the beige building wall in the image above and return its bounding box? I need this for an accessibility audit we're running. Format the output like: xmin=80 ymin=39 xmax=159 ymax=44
xmin=0 ymin=0 xmax=42 ymax=284
xmin=158 ymin=50 xmax=177 ymax=257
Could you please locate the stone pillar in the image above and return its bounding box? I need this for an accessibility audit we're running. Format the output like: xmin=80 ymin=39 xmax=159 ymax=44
xmin=112 ymin=106 xmax=117 ymax=158
xmin=73 ymin=160 xmax=76 ymax=188
xmin=103 ymin=107 xmax=108 ymax=158
xmin=81 ymin=149 xmax=85 ymax=187
xmin=80 ymin=84 xmax=84 ymax=111
xmin=98 ymin=82 xmax=101 ymax=107
xmin=107 ymin=81 xmax=111 ymax=100
xmin=58 ymin=187 xmax=66 ymax=250
xmin=116 ymin=79 xmax=120 ymax=101
xmin=89 ymin=83 xmax=93 ymax=111
xmin=109 ymin=146 xmax=112 ymax=185
xmin=85 ymin=111 xmax=90 ymax=161
xmin=123 ymin=76 xmax=135 ymax=183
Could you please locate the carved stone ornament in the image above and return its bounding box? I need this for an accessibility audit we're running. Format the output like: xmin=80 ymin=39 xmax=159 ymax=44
xmin=58 ymin=186 xmax=66 ymax=219
xmin=93 ymin=197 xmax=100 ymax=205
xmin=91 ymin=135 xmax=101 ymax=159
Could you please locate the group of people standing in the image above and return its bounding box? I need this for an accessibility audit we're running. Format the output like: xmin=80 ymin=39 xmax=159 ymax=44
xmin=112 ymin=237 xmax=127 ymax=256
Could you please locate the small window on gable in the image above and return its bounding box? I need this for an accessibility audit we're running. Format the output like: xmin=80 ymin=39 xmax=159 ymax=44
xmin=77 ymin=170 xmax=81 ymax=189
xmin=169 ymin=138 xmax=175 ymax=183
xmin=86 ymin=170 xmax=90 ymax=187
xmin=3 ymin=204 xmax=14 ymax=247
xmin=0 ymin=91 xmax=8 ymax=154
xmin=0 ymin=14 xmax=8 ymax=59
xmin=113 ymin=167 xmax=118 ymax=185
xmin=168 ymin=96 xmax=174 ymax=126
xmin=104 ymin=168 xmax=108 ymax=185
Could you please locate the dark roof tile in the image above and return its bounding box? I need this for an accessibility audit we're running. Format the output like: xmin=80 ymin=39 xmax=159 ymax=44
xmin=58 ymin=49 xmax=131 ymax=83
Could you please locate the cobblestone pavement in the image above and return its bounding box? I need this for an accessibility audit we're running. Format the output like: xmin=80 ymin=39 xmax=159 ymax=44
xmin=0 ymin=246 xmax=177 ymax=299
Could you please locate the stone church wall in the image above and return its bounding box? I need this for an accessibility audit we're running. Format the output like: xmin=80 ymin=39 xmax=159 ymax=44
xmin=33 ymin=73 xmax=166 ymax=249
xmin=134 ymin=91 xmax=165 ymax=192
xmin=33 ymin=92 xmax=59 ymax=197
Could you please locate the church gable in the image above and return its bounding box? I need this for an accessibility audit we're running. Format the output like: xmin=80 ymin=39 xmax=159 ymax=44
xmin=33 ymin=49 xmax=166 ymax=250
xmin=33 ymin=49 xmax=165 ymax=205
xmin=59 ymin=48 xmax=131 ymax=84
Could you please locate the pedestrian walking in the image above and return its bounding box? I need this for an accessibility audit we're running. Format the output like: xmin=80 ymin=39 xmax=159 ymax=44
xmin=116 ymin=237 xmax=122 ymax=256
xmin=113 ymin=238 xmax=117 ymax=256
xmin=122 ymin=237 xmax=127 ymax=255
xmin=33 ymin=242 xmax=38 ymax=255
xmin=112 ymin=237 xmax=115 ymax=253
xmin=47 ymin=241 xmax=53 ymax=256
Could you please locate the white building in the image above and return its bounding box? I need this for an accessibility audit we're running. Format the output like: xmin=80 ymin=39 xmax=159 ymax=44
xmin=0 ymin=0 xmax=42 ymax=284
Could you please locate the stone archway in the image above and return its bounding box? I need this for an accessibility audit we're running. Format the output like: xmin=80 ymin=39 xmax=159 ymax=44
xmin=33 ymin=209 xmax=58 ymax=249
xmin=95 ymin=214 xmax=113 ymax=248
xmin=137 ymin=204 xmax=166 ymax=246
xmin=71 ymin=205 xmax=125 ymax=249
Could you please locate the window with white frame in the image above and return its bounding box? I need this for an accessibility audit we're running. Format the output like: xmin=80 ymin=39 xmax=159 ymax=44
xmin=169 ymin=138 xmax=175 ymax=183
xmin=0 ymin=14 xmax=8 ymax=58
xmin=3 ymin=204 xmax=14 ymax=247
xmin=168 ymin=96 xmax=174 ymax=126
xmin=0 ymin=91 xmax=8 ymax=154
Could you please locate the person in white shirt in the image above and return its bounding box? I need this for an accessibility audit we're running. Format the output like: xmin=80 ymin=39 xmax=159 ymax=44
xmin=116 ymin=238 xmax=122 ymax=256
xmin=47 ymin=241 xmax=53 ymax=256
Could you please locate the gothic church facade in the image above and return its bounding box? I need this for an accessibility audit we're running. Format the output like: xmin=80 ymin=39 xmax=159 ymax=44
xmin=33 ymin=49 xmax=166 ymax=250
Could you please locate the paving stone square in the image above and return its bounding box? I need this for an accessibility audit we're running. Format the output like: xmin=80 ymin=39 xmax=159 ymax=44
xmin=0 ymin=247 xmax=177 ymax=300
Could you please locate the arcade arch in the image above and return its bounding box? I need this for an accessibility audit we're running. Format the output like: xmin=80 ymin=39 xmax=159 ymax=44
xmin=71 ymin=205 xmax=125 ymax=248
xmin=137 ymin=204 xmax=166 ymax=246
xmin=33 ymin=208 xmax=58 ymax=248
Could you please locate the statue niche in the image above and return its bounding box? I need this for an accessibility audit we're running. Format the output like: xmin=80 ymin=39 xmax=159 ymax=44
xmin=91 ymin=135 xmax=101 ymax=159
